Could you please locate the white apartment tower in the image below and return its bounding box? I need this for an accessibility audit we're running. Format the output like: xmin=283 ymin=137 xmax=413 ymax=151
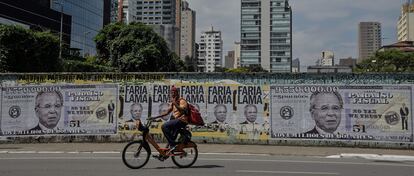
xmin=180 ymin=1 xmax=196 ymax=59
xmin=321 ymin=50 xmax=334 ymax=66
xmin=398 ymin=2 xmax=414 ymax=41
xmin=121 ymin=0 xmax=181 ymax=54
xmin=234 ymin=42 xmax=241 ymax=68
xmin=358 ymin=22 xmax=382 ymax=63
xmin=240 ymin=0 xmax=292 ymax=72
xmin=198 ymin=27 xmax=223 ymax=72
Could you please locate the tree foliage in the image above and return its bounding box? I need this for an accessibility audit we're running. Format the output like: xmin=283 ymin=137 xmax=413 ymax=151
xmin=0 ymin=24 xmax=62 ymax=72
xmin=62 ymin=54 xmax=115 ymax=72
xmin=224 ymin=65 xmax=268 ymax=73
xmin=95 ymin=22 xmax=184 ymax=72
xmin=355 ymin=49 xmax=414 ymax=73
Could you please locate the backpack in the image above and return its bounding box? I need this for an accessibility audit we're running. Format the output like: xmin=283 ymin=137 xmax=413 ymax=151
xmin=187 ymin=103 xmax=204 ymax=126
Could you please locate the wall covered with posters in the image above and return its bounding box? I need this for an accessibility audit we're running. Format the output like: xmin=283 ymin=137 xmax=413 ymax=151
xmin=0 ymin=73 xmax=413 ymax=146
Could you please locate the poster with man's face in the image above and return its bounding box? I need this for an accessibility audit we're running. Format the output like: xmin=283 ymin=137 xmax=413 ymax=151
xmin=270 ymin=85 xmax=412 ymax=142
xmin=1 ymin=84 xmax=118 ymax=136
xmin=120 ymin=84 xmax=150 ymax=130
xmin=206 ymin=84 xmax=235 ymax=124
xmin=123 ymin=85 xmax=149 ymax=124
xmin=235 ymin=85 xmax=266 ymax=125
xmin=151 ymin=84 xmax=171 ymax=121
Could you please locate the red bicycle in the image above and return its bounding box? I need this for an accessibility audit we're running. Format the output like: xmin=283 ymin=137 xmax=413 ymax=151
xmin=122 ymin=117 xmax=198 ymax=169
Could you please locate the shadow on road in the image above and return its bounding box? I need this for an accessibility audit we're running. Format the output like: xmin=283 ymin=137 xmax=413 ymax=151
xmin=150 ymin=165 xmax=224 ymax=169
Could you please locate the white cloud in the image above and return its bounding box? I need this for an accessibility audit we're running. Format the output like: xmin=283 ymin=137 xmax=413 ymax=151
xmin=187 ymin=0 xmax=240 ymax=51
xmin=186 ymin=0 xmax=404 ymax=70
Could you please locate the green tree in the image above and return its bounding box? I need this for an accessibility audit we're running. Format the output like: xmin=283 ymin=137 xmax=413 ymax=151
xmin=355 ymin=49 xmax=414 ymax=73
xmin=214 ymin=66 xmax=228 ymax=72
xmin=0 ymin=24 xmax=62 ymax=72
xmin=95 ymin=22 xmax=183 ymax=72
xmin=225 ymin=67 xmax=249 ymax=73
xmin=225 ymin=65 xmax=268 ymax=73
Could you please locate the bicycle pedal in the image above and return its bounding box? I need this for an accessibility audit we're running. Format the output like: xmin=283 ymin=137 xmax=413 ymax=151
xmin=152 ymin=154 xmax=168 ymax=161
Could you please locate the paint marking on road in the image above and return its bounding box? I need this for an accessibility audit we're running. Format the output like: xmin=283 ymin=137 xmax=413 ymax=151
xmin=37 ymin=151 xmax=65 ymax=154
xmin=326 ymin=155 xmax=341 ymax=158
xmin=0 ymin=157 xmax=119 ymax=160
xmin=0 ymin=156 xmax=413 ymax=168
xmin=66 ymin=152 xmax=80 ymax=154
xmin=78 ymin=152 xmax=94 ymax=154
xmin=237 ymin=170 xmax=339 ymax=175
xmin=92 ymin=151 xmax=120 ymax=154
xmin=200 ymin=152 xmax=270 ymax=156
xmin=199 ymin=158 xmax=414 ymax=167
xmin=0 ymin=150 xmax=269 ymax=157
xmin=8 ymin=151 xmax=36 ymax=154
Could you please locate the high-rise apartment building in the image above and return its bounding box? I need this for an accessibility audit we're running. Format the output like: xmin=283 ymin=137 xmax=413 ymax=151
xmin=358 ymin=22 xmax=382 ymax=62
xmin=292 ymin=58 xmax=300 ymax=73
xmin=339 ymin=57 xmax=357 ymax=68
xmin=225 ymin=51 xmax=235 ymax=69
xmin=398 ymin=2 xmax=414 ymax=41
xmin=180 ymin=1 xmax=196 ymax=59
xmin=240 ymin=0 xmax=292 ymax=72
xmin=198 ymin=27 xmax=223 ymax=72
xmin=110 ymin=0 xmax=119 ymax=23
xmin=234 ymin=42 xmax=241 ymax=68
xmin=321 ymin=50 xmax=334 ymax=66
xmin=123 ymin=0 xmax=181 ymax=54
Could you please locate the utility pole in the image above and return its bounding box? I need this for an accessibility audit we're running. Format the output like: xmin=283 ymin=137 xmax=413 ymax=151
xmin=53 ymin=0 xmax=64 ymax=60
xmin=83 ymin=31 xmax=91 ymax=57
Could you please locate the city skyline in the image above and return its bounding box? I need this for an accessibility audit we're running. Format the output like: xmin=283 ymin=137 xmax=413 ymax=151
xmin=188 ymin=0 xmax=405 ymax=70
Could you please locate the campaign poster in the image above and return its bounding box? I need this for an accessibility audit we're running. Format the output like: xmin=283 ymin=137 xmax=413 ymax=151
xmin=235 ymin=85 xmax=268 ymax=139
xmin=204 ymin=84 xmax=235 ymax=135
xmin=120 ymin=84 xmax=150 ymax=132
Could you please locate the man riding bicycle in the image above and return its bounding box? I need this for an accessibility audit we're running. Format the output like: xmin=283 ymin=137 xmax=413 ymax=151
xmin=154 ymin=86 xmax=189 ymax=151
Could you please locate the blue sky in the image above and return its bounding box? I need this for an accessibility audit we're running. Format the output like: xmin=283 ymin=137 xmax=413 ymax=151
xmin=187 ymin=0 xmax=406 ymax=70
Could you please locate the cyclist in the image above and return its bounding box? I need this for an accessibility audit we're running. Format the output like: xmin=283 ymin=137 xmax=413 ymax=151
xmin=154 ymin=86 xmax=189 ymax=151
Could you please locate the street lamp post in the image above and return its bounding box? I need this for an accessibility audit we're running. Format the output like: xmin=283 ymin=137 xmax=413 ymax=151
xmin=53 ymin=0 xmax=64 ymax=60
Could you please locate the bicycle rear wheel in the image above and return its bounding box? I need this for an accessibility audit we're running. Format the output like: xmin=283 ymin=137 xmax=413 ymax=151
xmin=122 ymin=141 xmax=150 ymax=169
xmin=171 ymin=141 xmax=198 ymax=168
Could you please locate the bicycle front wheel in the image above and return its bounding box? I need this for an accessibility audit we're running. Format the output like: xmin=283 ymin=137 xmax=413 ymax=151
xmin=122 ymin=141 xmax=150 ymax=169
xmin=171 ymin=141 xmax=198 ymax=168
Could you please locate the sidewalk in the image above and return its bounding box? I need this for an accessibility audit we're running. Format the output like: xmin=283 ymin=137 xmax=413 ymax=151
xmin=0 ymin=143 xmax=413 ymax=157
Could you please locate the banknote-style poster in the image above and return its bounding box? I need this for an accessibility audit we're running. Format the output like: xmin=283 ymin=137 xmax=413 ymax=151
xmin=120 ymin=84 xmax=150 ymax=131
xmin=235 ymin=85 xmax=268 ymax=139
xmin=270 ymin=85 xmax=412 ymax=142
xmin=1 ymin=84 xmax=118 ymax=136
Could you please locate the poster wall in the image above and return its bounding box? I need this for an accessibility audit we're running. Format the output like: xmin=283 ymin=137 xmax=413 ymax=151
xmin=1 ymin=84 xmax=118 ymax=136
xmin=0 ymin=77 xmax=412 ymax=144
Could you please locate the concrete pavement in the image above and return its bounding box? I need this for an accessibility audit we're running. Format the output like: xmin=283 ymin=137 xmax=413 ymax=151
xmin=0 ymin=143 xmax=413 ymax=157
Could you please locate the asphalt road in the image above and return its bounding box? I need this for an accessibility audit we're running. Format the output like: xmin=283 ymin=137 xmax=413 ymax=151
xmin=0 ymin=152 xmax=413 ymax=176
